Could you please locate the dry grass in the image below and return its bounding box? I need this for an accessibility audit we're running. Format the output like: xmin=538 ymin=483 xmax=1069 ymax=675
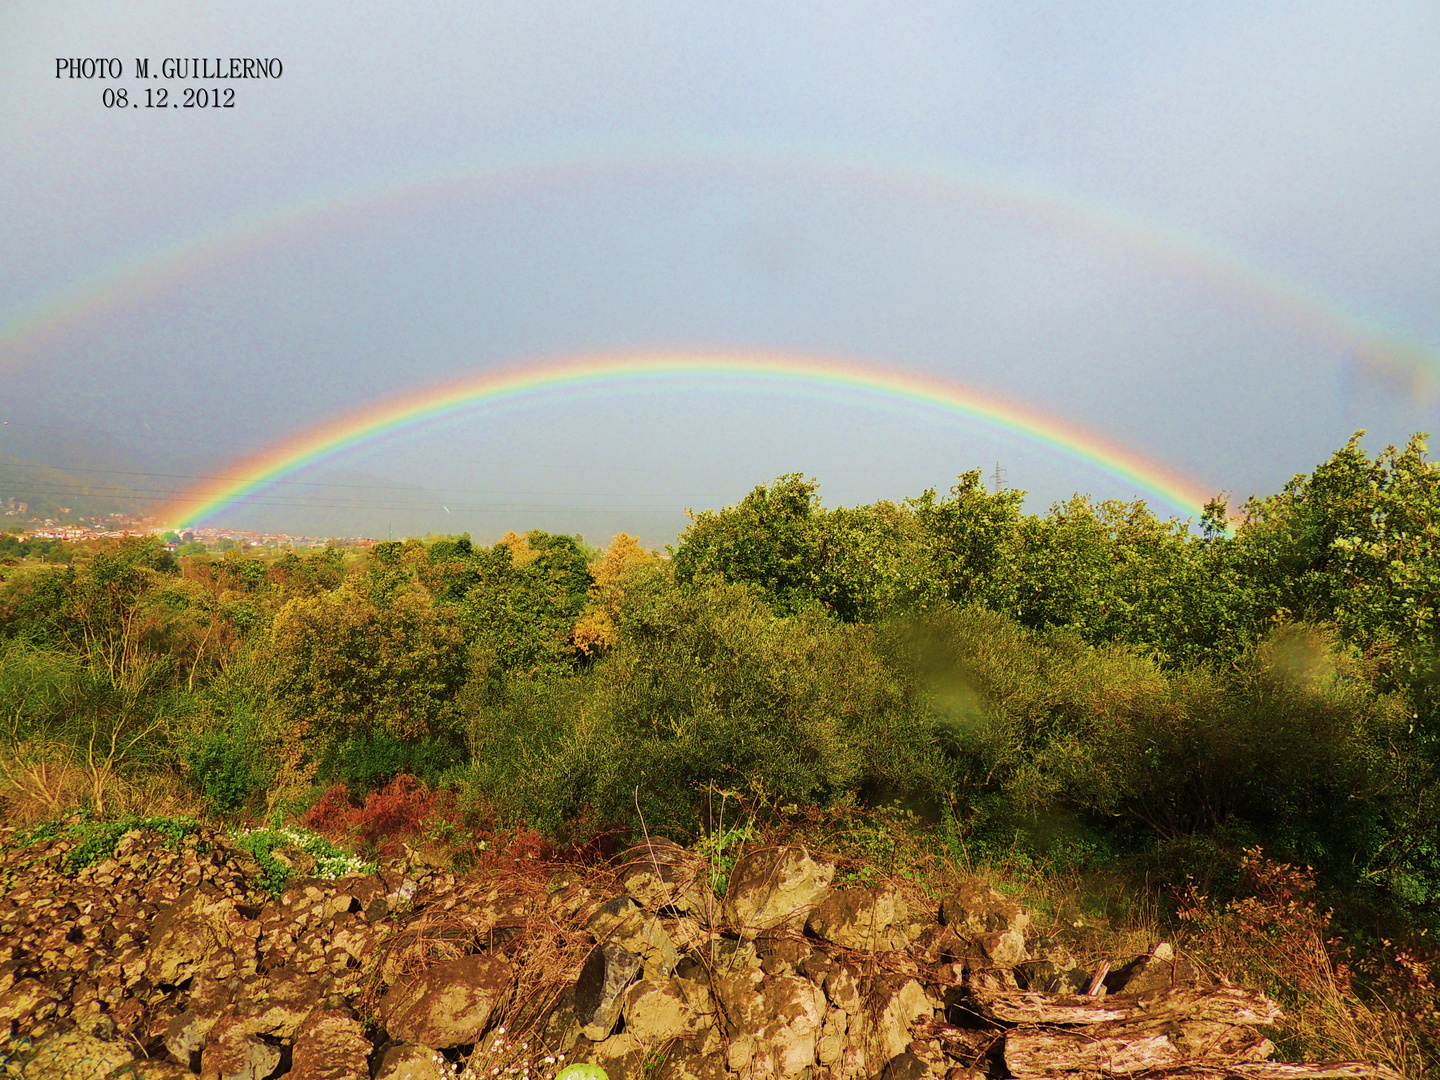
xmin=1173 ymin=848 xmax=1435 ymax=1080
xmin=0 ymin=740 xmax=201 ymax=828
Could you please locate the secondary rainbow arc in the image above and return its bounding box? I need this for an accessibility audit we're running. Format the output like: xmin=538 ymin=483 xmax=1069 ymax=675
xmin=160 ymin=349 xmax=1217 ymax=530
xmin=3 ymin=142 xmax=1435 ymax=397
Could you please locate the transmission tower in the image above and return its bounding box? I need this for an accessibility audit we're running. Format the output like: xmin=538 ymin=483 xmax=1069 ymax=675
xmin=991 ymin=461 xmax=1007 ymax=493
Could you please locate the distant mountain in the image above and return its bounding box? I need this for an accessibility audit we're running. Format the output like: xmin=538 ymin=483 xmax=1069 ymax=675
xmin=0 ymin=456 xmax=158 ymax=524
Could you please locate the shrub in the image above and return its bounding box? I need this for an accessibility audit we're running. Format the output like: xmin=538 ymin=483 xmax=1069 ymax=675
xmin=316 ymin=729 xmax=466 ymax=795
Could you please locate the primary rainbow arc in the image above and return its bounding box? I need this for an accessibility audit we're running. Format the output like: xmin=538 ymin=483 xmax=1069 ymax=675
xmin=161 ymin=349 xmax=1216 ymax=529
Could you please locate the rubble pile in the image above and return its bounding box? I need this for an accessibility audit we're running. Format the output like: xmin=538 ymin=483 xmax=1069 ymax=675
xmin=0 ymin=828 xmax=1403 ymax=1080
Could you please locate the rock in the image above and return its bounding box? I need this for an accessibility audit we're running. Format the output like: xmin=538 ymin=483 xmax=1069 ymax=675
xmin=378 ymin=953 xmax=512 ymax=1049
xmin=163 ymin=1008 xmax=218 ymax=1068
xmin=977 ymin=929 xmax=1028 ymax=965
xmin=0 ymin=977 xmax=62 ymax=1027
xmin=199 ymin=1014 xmax=283 ymax=1080
xmin=655 ymin=1045 xmax=728 ymax=1080
xmin=723 ymin=846 xmax=835 ymax=933
xmin=807 ymin=886 xmax=910 ymax=952
xmin=716 ymin=969 xmax=826 ymax=1078
xmin=1106 ymin=941 xmax=1199 ymax=996
xmin=238 ymin=966 xmax=324 ymax=1038
xmin=586 ymin=896 xmax=679 ymax=979
xmin=882 ymin=1050 xmax=937 ymax=1080
xmin=871 ymin=977 xmax=935 ymax=1063
xmin=12 ymin=1025 xmax=135 ymax=1080
xmin=146 ymin=885 xmax=244 ymax=986
xmin=579 ymin=1030 xmax=646 ymax=1078
xmin=618 ymin=839 xmax=719 ymax=922
xmin=374 ymin=1043 xmax=452 ymax=1080
xmin=823 ymin=958 xmax=865 ymax=1013
xmin=817 ymin=1005 xmax=848 ymax=1066
xmin=938 ymin=883 xmax=1030 ymax=939
xmin=622 ymin=977 xmax=711 ymax=1042
xmin=288 ymin=1008 xmax=372 ymax=1080
xmin=104 ymin=1061 xmax=193 ymax=1079
xmin=574 ymin=941 xmax=644 ymax=1041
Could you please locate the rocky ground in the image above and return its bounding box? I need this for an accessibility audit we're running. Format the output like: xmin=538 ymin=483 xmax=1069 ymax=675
xmin=0 ymin=826 xmax=1404 ymax=1080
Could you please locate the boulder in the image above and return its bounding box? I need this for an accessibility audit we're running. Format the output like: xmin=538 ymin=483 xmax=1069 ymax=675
xmin=870 ymin=977 xmax=934 ymax=1063
xmin=0 ymin=977 xmax=62 ymax=1027
xmin=938 ymin=883 xmax=1030 ymax=939
xmin=1106 ymin=941 xmax=1198 ymax=996
xmin=377 ymin=953 xmax=513 ymax=1049
xmin=716 ymin=968 xmax=826 ymax=1078
xmin=104 ymin=1061 xmax=192 ymax=1079
xmin=618 ymin=838 xmax=718 ymax=922
xmin=622 ymin=976 xmax=712 ymax=1042
xmin=163 ymin=1008 xmax=218 ymax=1069
xmin=287 ymin=1008 xmax=372 ymax=1080
xmin=587 ymin=895 xmax=679 ymax=979
xmin=147 ymin=884 xmax=248 ymax=986
xmin=807 ymin=886 xmax=909 ymax=952
xmin=374 ymin=1043 xmax=452 ymax=1080
xmin=11 ymin=1025 xmax=134 ymax=1080
xmin=723 ymin=846 xmax=835 ymax=933
xmin=199 ymin=1014 xmax=282 ymax=1080
xmin=237 ymin=966 xmax=324 ymax=1038
xmin=655 ymin=1045 xmax=728 ymax=1080
xmin=574 ymin=941 xmax=644 ymax=1041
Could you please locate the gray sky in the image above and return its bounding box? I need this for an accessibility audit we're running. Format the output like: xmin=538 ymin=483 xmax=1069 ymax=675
xmin=2 ymin=1 xmax=1437 ymax=544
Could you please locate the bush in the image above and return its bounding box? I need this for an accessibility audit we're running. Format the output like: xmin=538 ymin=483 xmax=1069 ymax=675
xmin=317 ymin=729 xmax=466 ymax=795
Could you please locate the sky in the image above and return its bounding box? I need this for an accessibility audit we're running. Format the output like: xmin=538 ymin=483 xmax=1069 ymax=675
xmin=2 ymin=0 xmax=1437 ymax=545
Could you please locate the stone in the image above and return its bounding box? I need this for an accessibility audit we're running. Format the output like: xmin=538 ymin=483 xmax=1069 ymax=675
xmin=287 ymin=1008 xmax=372 ymax=1080
xmin=1106 ymin=941 xmax=1199 ymax=996
xmin=378 ymin=953 xmax=513 ymax=1049
xmin=882 ymin=1050 xmax=936 ymax=1080
xmin=146 ymin=885 xmax=242 ymax=986
xmin=11 ymin=1025 xmax=135 ymax=1080
xmin=199 ymin=1014 xmax=282 ymax=1080
xmin=817 ymin=1005 xmax=848 ymax=1066
xmin=938 ymin=883 xmax=1030 ymax=939
xmin=655 ymin=1045 xmax=728 ymax=1080
xmin=163 ymin=1009 xmax=217 ymax=1069
xmin=374 ymin=1043 xmax=452 ymax=1080
xmin=823 ymin=958 xmax=865 ymax=1013
xmin=104 ymin=1061 xmax=193 ymax=1079
xmin=723 ymin=846 xmax=835 ymax=934
xmin=580 ymin=1030 xmax=647 ymax=1078
xmin=622 ymin=977 xmax=711 ymax=1042
xmin=807 ymin=886 xmax=905 ymax=952
xmin=586 ymin=896 xmax=679 ymax=979
xmin=871 ymin=977 xmax=934 ymax=1064
xmin=0 ymin=977 xmax=62 ymax=1026
xmin=237 ymin=966 xmax=324 ymax=1038
xmin=756 ymin=930 xmax=814 ymax=975
xmin=716 ymin=969 xmax=826 ymax=1078
xmin=977 ymin=929 xmax=1028 ymax=966
xmin=574 ymin=941 xmax=644 ymax=1041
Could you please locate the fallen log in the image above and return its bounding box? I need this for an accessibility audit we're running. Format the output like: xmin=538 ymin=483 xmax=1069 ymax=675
xmin=973 ymin=984 xmax=1282 ymax=1027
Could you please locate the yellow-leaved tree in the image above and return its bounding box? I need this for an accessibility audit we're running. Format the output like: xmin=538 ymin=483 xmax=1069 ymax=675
xmin=571 ymin=533 xmax=663 ymax=656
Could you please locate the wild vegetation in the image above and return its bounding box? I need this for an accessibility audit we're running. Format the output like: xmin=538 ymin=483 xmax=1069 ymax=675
xmin=0 ymin=431 xmax=1435 ymax=1071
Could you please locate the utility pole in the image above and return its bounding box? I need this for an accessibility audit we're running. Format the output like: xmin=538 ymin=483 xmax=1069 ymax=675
xmin=992 ymin=461 xmax=1007 ymax=493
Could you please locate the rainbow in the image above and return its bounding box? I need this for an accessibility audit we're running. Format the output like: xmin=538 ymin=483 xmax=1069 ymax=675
xmin=3 ymin=142 xmax=1436 ymax=397
xmin=160 ymin=349 xmax=1216 ymax=529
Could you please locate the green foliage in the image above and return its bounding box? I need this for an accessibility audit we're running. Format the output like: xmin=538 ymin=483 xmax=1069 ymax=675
xmin=228 ymin=824 xmax=373 ymax=895
xmin=317 ymin=730 xmax=466 ymax=795
xmin=20 ymin=812 xmax=202 ymax=875
xmin=267 ymin=584 xmax=467 ymax=764
xmin=185 ymin=723 xmax=274 ymax=814
xmin=458 ymin=531 xmax=592 ymax=681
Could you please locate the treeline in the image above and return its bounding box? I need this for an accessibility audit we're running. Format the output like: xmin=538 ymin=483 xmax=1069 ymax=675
xmin=0 ymin=432 xmax=1436 ymax=932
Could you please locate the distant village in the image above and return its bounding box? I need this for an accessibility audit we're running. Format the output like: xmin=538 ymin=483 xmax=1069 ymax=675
xmin=3 ymin=498 xmax=378 ymax=551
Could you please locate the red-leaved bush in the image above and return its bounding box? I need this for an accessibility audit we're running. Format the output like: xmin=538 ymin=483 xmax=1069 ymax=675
xmin=302 ymin=774 xmax=460 ymax=858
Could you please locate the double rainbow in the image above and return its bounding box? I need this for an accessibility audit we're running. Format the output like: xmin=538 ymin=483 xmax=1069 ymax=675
xmin=160 ymin=349 xmax=1216 ymax=529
